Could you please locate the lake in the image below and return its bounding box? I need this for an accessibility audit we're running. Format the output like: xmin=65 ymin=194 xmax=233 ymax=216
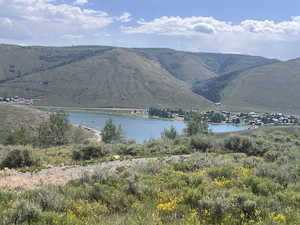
xmin=69 ymin=111 xmax=249 ymax=143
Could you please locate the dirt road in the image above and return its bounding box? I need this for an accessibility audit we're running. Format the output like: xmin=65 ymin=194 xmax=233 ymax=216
xmin=0 ymin=155 xmax=188 ymax=190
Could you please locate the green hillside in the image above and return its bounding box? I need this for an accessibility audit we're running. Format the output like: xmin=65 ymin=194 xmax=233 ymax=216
xmin=0 ymin=48 xmax=212 ymax=108
xmin=0 ymin=44 xmax=282 ymax=109
xmin=0 ymin=44 xmax=112 ymax=83
xmin=135 ymin=49 xmax=277 ymax=85
xmin=220 ymin=59 xmax=300 ymax=113
xmin=135 ymin=48 xmax=217 ymax=85
xmin=195 ymin=52 xmax=279 ymax=75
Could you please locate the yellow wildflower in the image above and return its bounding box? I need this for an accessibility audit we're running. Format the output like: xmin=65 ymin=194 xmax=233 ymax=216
xmin=212 ymin=178 xmax=231 ymax=187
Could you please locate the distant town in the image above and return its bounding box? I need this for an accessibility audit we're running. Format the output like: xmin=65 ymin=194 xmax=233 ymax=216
xmin=0 ymin=96 xmax=34 ymax=105
xmin=147 ymin=108 xmax=299 ymax=127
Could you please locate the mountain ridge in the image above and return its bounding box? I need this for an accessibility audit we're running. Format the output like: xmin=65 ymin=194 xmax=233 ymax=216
xmin=1 ymin=44 xmax=296 ymax=111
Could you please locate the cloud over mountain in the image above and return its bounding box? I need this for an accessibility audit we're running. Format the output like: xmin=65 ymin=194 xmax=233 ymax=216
xmin=122 ymin=16 xmax=300 ymax=40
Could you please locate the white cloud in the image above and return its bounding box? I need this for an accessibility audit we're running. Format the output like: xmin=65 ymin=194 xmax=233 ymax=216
xmin=122 ymin=16 xmax=235 ymax=35
xmin=62 ymin=34 xmax=83 ymax=40
xmin=0 ymin=0 xmax=113 ymax=41
xmin=122 ymin=16 xmax=300 ymax=40
xmin=121 ymin=16 xmax=300 ymax=59
xmin=117 ymin=12 xmax=132 ymax=23
xmin=73 ymin=0 xmax=88 ymax=5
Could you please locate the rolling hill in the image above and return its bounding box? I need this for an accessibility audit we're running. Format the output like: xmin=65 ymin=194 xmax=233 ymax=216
xmin=0 ymin=44 xmax=113 ymax=83
xmin=220 ymin=59 xmax=300 ymax=113
xmin=0 ymin=48 xmax=213 ymax=108
xmin=135 ymin=49 xmax=277 ymax=85
xmin=0 ymin=44 xmax=292 ymax=111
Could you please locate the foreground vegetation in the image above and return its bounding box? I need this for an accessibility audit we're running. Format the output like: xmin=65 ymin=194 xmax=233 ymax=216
xmin=0 ymin=109 xmax=300 ymax=224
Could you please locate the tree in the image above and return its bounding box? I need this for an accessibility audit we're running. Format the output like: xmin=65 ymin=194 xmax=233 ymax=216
xmin=37 ymin=112 xmax=70 ymax=147
xmin=101 ymin=119 xmax=123 ymax=144
xmin=161 ymin=126 xmax=178 ymax=140
xmin=185 ymin=113 xmax=209 ymax=136
xmin=209 ymin=112 xmax=226 ymax=123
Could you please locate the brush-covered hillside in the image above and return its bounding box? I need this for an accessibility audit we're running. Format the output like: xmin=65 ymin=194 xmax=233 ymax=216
xmin=219 ymin=59 xmax=300 ymax=113
xmin=0 ymin=48 xmax=212 ymax=108
xmin=0 ymin=44 xmax=278 ymax=109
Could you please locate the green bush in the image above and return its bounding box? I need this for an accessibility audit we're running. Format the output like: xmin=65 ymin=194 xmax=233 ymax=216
xmin=4 ymin=127 xmax=33 ymax=146
xmin=224 ymin=136 xmax=260 ymax=156
xmin=207 ymin=167 xmax=234 ymax=180
xmin=161 ymin=126 xmax=178 ymax=140
xmin=243 ymin=176 xmax=283 ymax=196
xmin=190 ymin=135 xmax=213 ymax=152
xmin=121 ymin=144 xmax=141 ymax=156
xmin=33 ymin=188 xmax=69 ymax=212
xmin=1 ymin=149 xmax=39 ymax=169
xmin=72 ymin=145 xmax=109 ymax=161
xmin=5 ymin=201 xmax=41 ymax=225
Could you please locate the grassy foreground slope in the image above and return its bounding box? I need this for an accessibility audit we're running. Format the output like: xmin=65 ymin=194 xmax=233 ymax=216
xmin=0 ymin=125 xmax=300 ymax=224
xmin=220 ymin=59 xmax=300 ymax=113
xmin=0 ymin=48 xmax=212 ymax=108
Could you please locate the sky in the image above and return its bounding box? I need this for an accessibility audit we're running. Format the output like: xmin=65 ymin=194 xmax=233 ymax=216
xmin=1 ymin=0 xmax=300 ymax=59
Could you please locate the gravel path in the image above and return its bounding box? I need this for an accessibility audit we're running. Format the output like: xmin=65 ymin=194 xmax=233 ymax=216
xmin=0 ymin=155 xmax=188 ymax=190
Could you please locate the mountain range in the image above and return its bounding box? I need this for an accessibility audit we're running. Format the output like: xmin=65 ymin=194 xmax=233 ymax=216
xmin=0 ymin=44 xmax=299 ymax=113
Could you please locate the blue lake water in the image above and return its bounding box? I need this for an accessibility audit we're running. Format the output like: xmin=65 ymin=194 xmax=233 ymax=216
xmin=69 ymin=112 xmax=248 ymax=143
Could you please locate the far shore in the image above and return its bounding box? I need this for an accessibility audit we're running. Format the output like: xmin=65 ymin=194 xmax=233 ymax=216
xmin=33 ymin=106 xmax=186 ymax=121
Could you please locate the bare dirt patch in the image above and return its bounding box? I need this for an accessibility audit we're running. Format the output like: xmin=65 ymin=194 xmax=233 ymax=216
xmin=0 ymin=155 xmax=188 ymax=190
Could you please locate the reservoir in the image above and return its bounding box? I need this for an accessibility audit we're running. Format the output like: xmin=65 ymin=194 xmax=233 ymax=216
xmin=69 ymin=111 xmax=248 ymax=143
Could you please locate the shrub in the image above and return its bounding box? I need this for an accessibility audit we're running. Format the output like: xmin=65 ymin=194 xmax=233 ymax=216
xmin=5 ymin=201 xmax=41 ymax=225
xmin=207 ymin=167 xmax=234 ymax=180
xmin=1 ymin=149 xmax=39 ymax=169
xmin=161 ymin=126 xmax=178 ymax=140
xmin=235 ymin=194 xmax=258 ymax=218
xmin=4 ymin=127 xmax=33 ymax=146
xmin=243 ymin=176 xmax=283 ymax=196
xmin=33 ymin=188 xmax=69 ymax=212
xmin=121 ymin=144 xmax=141 ymax=156
xmin=190 ymin=135 xmax=213 ymax=152
xmin=72 ymin=145 xmax=109 ymax=161
xmin=197 ymin=196 xmax=230 ymax=223
xmin=224 ymin=136 xmax=259 ymax=156
xmin=67 ymin=127 xmax=90 ymax=144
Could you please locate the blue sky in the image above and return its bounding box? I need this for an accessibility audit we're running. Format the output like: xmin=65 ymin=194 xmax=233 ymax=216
xmin=1 ymin=0 xmax=300 ymax=59
xmin=92 ymin=0 xmax=300 ymax=23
